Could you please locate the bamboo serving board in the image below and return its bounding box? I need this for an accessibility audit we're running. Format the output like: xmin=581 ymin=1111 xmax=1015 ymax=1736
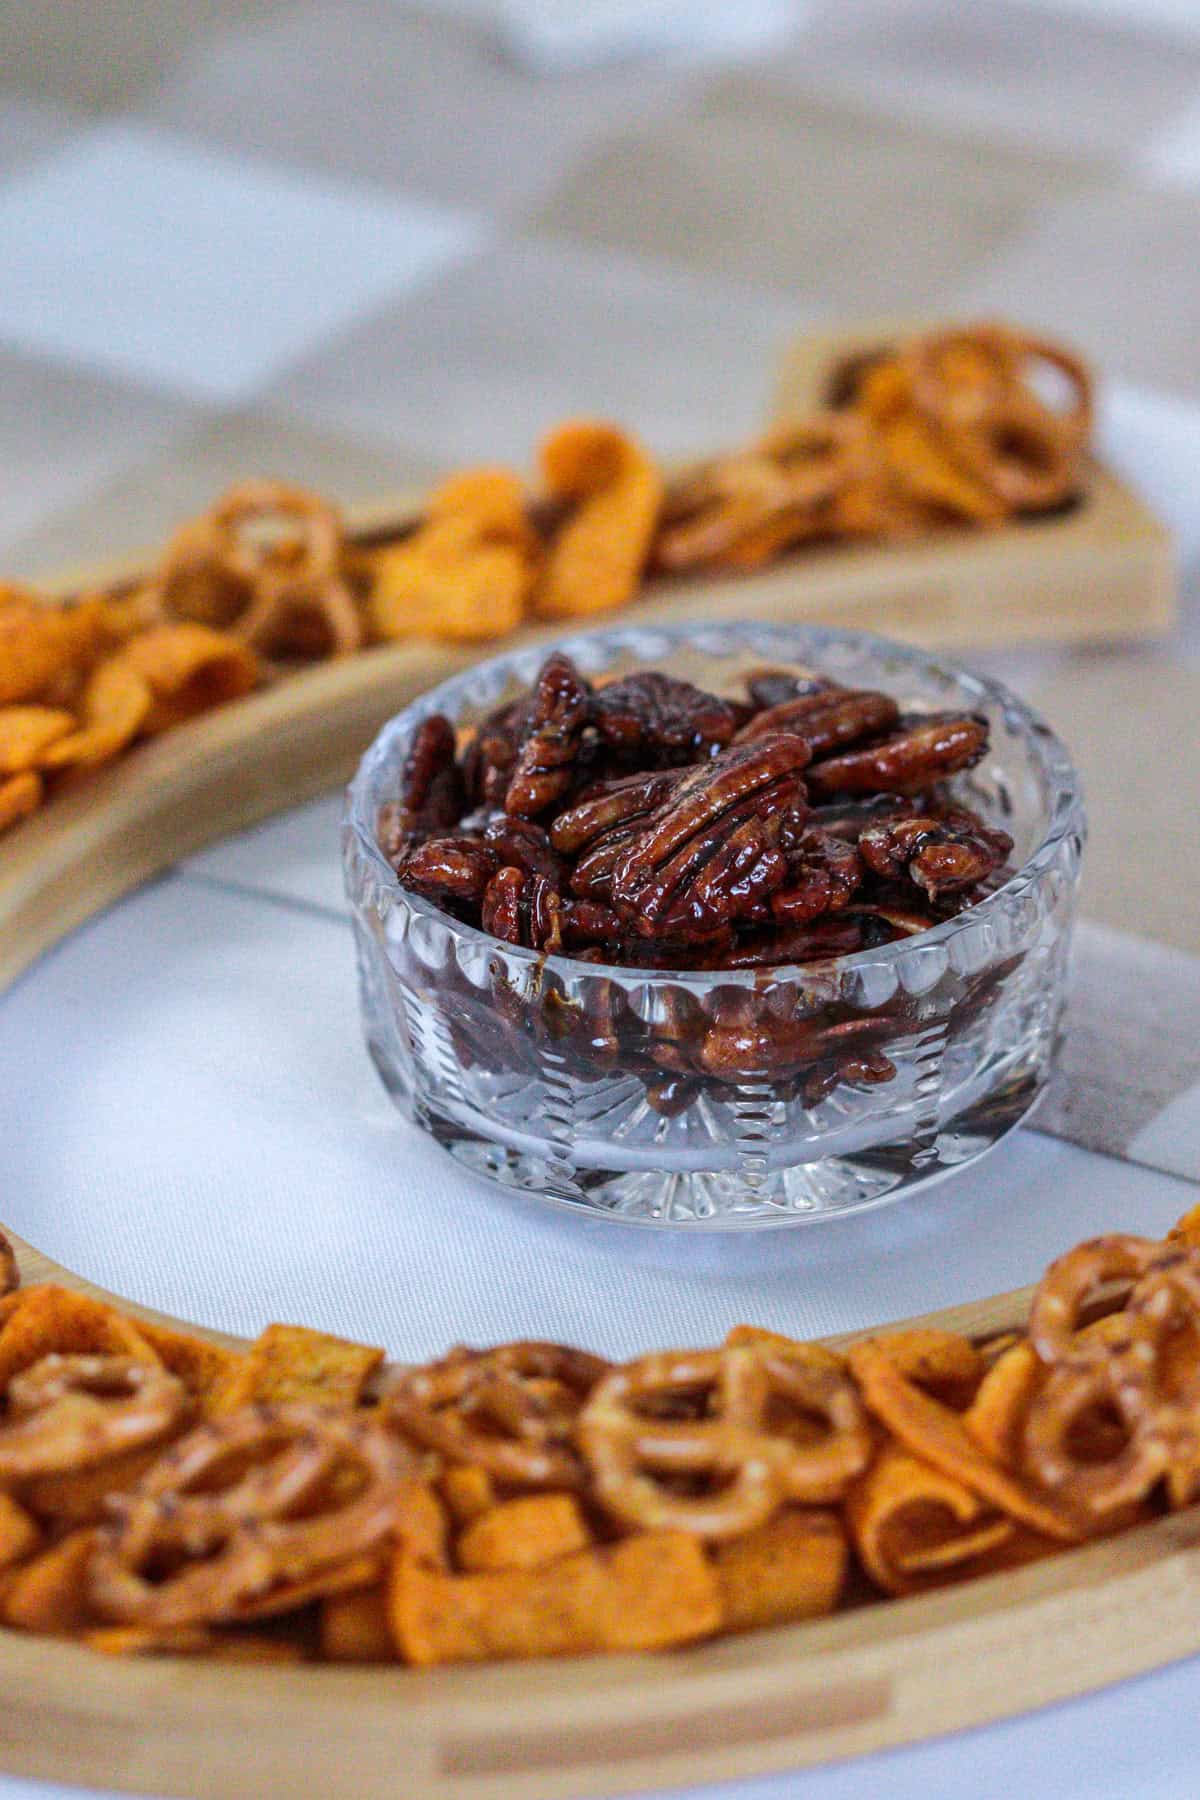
xmin=0 ymin=325 xmax=1190 ymax=1797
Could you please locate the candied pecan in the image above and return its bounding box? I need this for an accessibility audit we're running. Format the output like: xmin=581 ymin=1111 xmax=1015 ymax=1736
xmin=381 ymin=714 xmax=465 ymax=851
xmin=561 ymin=898 xmax=624 ymax=949
xmin=590 ymin=671 xmax=739 ymax=767
xmin=608 ymin=735 xmax=809 ymax=938
xmin=858 ymin=807 xmax=1013 ymax=900
xmin=461 ymin=694 xmax=530 ymax=809
xmin=805 ymin=712 xmax=989 ymax=799
xmin=771 ymin=827 xmax=862 ymax=924
xmin=699 ymin=995 xmax=823 ymax=1081
xmin=552 ymin=769 xmax=685 ymax=905
xmin=744 ymin=667 xmax=836 ymax=712
xmin=712 ymin=916 xmax=866 ymax=969
xmin=804 ymin=1045 xmax=897 ymax=1104
xmin=504 ymin=653 xmax=592 ymax=819
xmin=481 ymin=866 xmax=565 ymax=952
xmin=737 ymin=686 xmax=899 ymax=757
xmin=394 ymin=835 xmax=499 ymax=909
xmin=848 ymin=900 xmax=941 ymax=938
xmin=551 ymin=769 xmax=683 ymax=856
xmin=645 ymin=1075 xmax=700 ymax=1118
xmin=482 ymin=815 xmax=565 ymax=883
xmin=838 ymin=1048 xmax=897 ymax=1084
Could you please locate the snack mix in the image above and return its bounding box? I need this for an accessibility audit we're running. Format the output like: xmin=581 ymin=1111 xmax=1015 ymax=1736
xmin=0 ymin=323 xmax=1091 ymax=841
xmin=2 ymin=1207 xmax=1199 ymax=1663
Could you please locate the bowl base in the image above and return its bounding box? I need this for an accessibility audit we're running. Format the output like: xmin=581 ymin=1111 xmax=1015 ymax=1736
xmin=413 ymin=1067 xmax=1045 ymax=1230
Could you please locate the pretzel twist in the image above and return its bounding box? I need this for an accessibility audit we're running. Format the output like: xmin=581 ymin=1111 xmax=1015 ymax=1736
xmin=577 ymin=1345 xmax=870 ymax=1539
xmin=384 ymin=1342 xmax=609 ymax=1489
xmin=89 ymin=1404 xmax=416 ymax=1627
xmin=0 ymin=1354 xmax=187 ymax=1481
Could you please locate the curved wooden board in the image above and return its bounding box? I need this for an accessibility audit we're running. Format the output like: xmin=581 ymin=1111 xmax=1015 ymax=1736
xmin=0 ymin=471 xmax=1187 ymax=1798
xmin=7 ymin=1198 xmax=1200 ymax=1800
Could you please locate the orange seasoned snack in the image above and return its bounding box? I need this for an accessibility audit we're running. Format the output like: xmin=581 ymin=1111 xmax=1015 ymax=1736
xmin=4 ymin=1210 xmax=1200 ymax=1666
xmin=0 ymin=321 xmax=1095 ymax=842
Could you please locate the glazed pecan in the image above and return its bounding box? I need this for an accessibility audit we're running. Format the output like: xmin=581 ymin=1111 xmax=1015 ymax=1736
xmin=393 ymin=835 xmax=499 ymax=909
xmin=771 ymin=826 xmax=862 ymax=924
xmin=481 ymin=866 xmax=565 ymax=951
xmin=379 ymin=714 xmax=465 ymax=855
xmin=805 ymin=712 xmax=989 ymax=799
xmin=590 ymin=671 xmax=739 ymax=767
xmin=505 ymin=653 xmax=592 ymax=819
xmin=744 ymin=667 xmax=836 ymax=712
xmin=858 ymin=807 xmax=1013 ymax=900
xmin=698 ymin=991 xmax=824 ymax=1080
xmin=711 ymin=915 xmax=866 ymax=970
xmin=482 ymin=815 xmax=566 ymax=883
xmin=461 ymin=694 xmax=531 ymax=809
xmin=552 ymin=770 xmax=685 ymax=905
xmin=550 ymin=769 xmax=684 ymax=856
xmin=608 ymin=735 xmax=810 ymax=938
xmin=737 ymin=686 xmax=899 ymax=758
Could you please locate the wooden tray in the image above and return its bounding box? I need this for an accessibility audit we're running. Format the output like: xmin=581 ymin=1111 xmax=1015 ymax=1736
xmin=0 ymin=325 xmax=1190 ymax=1798
xmin=773 ymin=316 xmax=1175 ymax=648
xmin=7 ymin=1225 xmax=1200 ymax=1800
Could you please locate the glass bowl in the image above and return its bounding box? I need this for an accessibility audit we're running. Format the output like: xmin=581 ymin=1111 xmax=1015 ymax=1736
xmin=344 ymin=623 xmax=1085 ymax=1228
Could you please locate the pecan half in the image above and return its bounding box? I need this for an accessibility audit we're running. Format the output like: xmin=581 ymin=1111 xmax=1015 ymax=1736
xmin=770 ymin=826 xmax=862 ymax=924
xmin=858 ymin=807 xmax=1013 ymax=899
xmin=481 ymin=867 xmax=565 ymax=951
xmin=482 ymin=815 xmax=566 ymax=883
xmin=394 ymin=835 xmax=499 ymax=909
xmin=744 ymin=667 xmax=836 ymax=712
xmin=805 ymin=712 xmax=989 ymax=799
xmin=461 ymin=694 xmax=531 ymax=810
xmin=737 ymin=686 xmax=899 ymax=757
xmin=590 ymin=671 xmax=739 ymax=767
xmin=552 ymin=770 xmax=685 ymax=905
xmin=608 ymin=735 xmax=810 ymax=939
xmin=505 ymin=653 xmax=592 ymax=819
xmin=379 ymin=714 xmax=466 ymax=856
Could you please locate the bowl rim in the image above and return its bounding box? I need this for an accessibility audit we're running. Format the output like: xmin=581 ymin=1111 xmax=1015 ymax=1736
xmin=345 ymin=621 xmax=1085 ymax=991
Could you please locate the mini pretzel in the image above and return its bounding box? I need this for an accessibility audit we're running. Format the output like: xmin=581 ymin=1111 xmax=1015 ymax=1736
xmin=1021 ymin=1352 xmax=1168 ymax=1518
xmin=160 ymin=481 xmax=361 ymax=657
xmin=906 ymin=325 xmax=1093 ymax=447
xmin=0 ymin=1354 xmax=187 ymax=1481
xmin=385 ymin=1343 xmax=609 ymax=1489
xmin=189 ymin=481 xmax=342 ymax=594
xmin=577 ymin=1345 xmax=871 ymax=1539
xmin=89 ymin=1405 xmax=414 ymax=1628
xmin=657 ymin=414 xmax=875 ymax=573
xmin=937 ymin=391 xmax=1080 ymax=513
xmin=1029 ymin=1236 xmax=1171 ymax=1366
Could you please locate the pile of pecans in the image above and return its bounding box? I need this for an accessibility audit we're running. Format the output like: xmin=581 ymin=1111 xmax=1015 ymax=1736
xmin=385 ymin=656 xmax=1013 ymax=978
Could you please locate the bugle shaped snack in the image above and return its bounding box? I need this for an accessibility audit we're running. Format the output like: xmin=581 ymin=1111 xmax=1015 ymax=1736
xmin=116 ymin=623 xmax=260 ymax=734
xmin=0 ymin=705 xmax=75 ymax=773
xmin=37 ymin=657 xmax=151 ymax=771
xmin=846 ymin=1442 xmax=1036 ymax=1596
xmin=533 ymin=421 xmax=663 ymax=620
xmin=369 ymin=468 xmax=536 ymax=643
xmin=0 ymin=770 xmax=42 ymax=835
xmin=0 ymin=1494 xmax=40 ymax=1571
xmin=847 ymin=1337 xmax=1085 ymax=1542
